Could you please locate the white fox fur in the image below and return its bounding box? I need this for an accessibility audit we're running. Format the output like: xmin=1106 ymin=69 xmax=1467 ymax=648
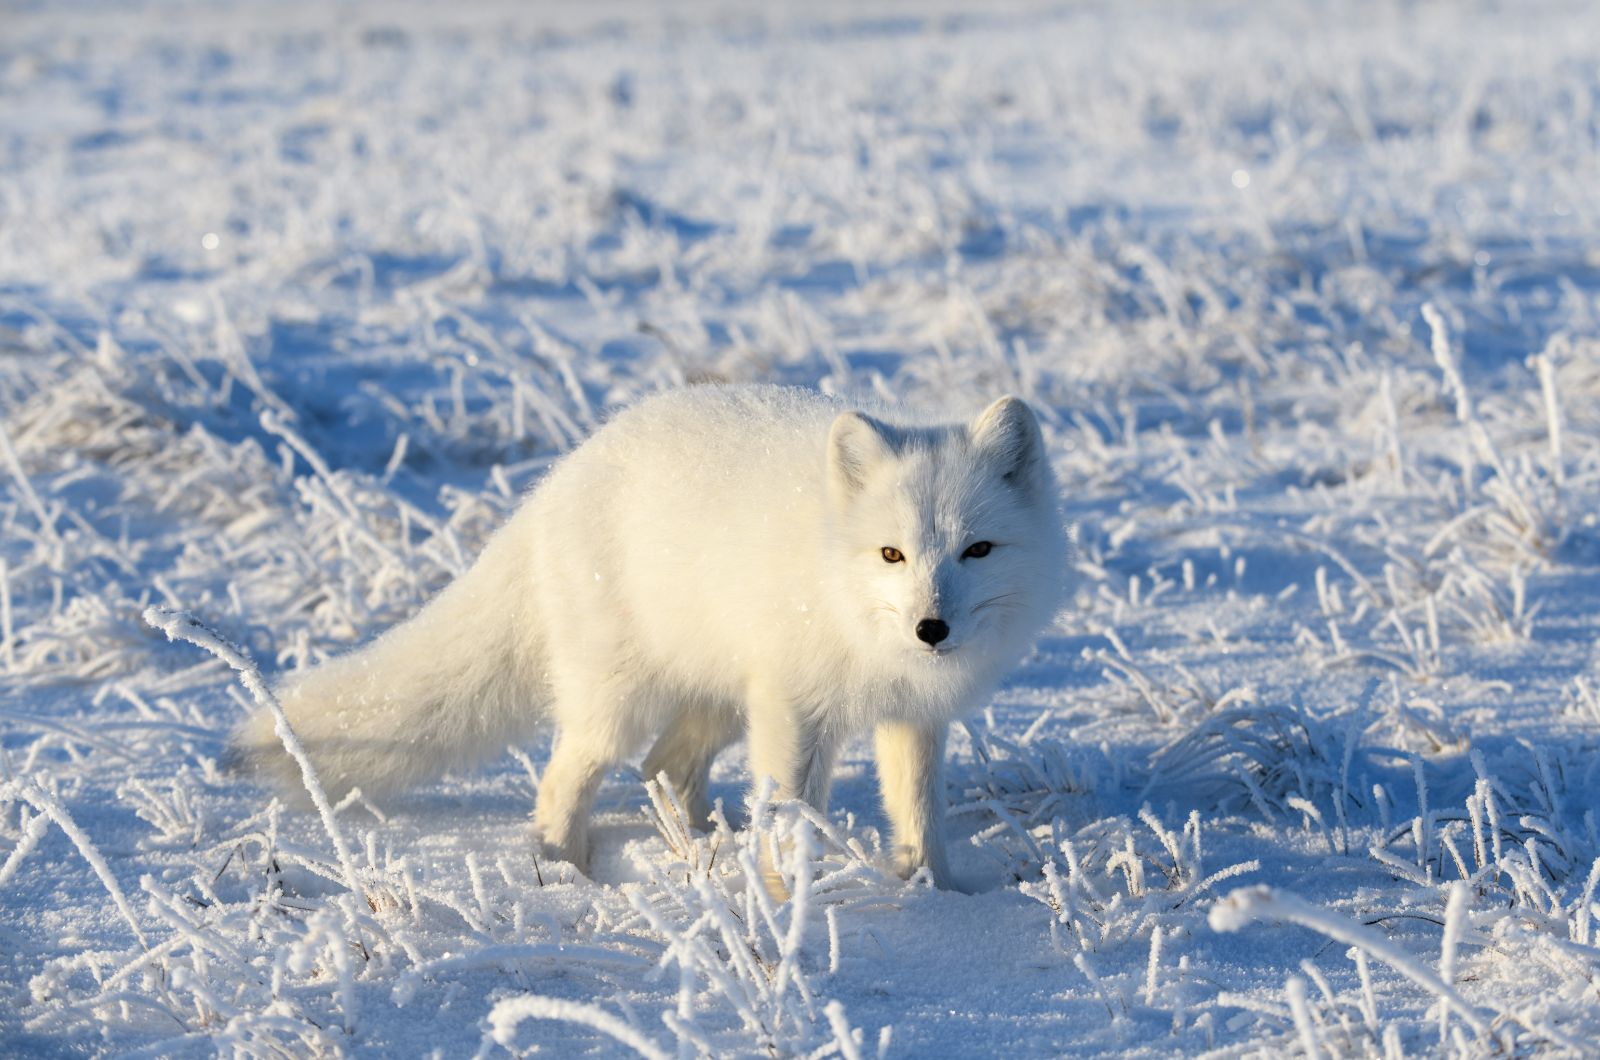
xmin=228 ymin=384 xmax=1069 ymax=887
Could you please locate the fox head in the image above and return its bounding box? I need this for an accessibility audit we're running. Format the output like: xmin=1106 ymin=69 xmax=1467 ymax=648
xmin=822 ymin=395 xmax=1068 ymax=683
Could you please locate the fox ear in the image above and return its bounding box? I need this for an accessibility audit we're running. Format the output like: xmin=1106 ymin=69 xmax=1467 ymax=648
xmin=828 ymin=411 xmax=895 ymax=497
xmin=970 ymin=396 xmax=1045 ymax=489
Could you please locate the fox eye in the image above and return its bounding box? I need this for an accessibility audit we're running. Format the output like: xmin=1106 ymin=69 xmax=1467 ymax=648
xmin=962 ymin=541 xmax=993 ymax=559
xmin=881 ymin=546 xmax=905 ymax=563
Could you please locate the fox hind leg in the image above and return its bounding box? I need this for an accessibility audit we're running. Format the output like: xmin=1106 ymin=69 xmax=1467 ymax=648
xmin=535 ymin=683 xmax=655 ymax=873
xmin=641 ymin=704 xmax=735 ymax=830
xmin=534 ymin=733 xmax=612 ymax=872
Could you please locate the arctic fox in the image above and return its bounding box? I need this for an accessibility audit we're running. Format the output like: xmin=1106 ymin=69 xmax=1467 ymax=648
xmin=229 ymin=384 xmax=1069 ymax=888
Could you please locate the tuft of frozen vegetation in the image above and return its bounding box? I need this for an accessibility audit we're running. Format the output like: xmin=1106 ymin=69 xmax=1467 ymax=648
xmin=4 ymin=0 xmax=1600 ymax=1054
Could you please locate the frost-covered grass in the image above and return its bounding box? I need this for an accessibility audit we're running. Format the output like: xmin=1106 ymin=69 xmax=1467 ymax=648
xmin=4 ymin=0 xmax=1600 ymax=1055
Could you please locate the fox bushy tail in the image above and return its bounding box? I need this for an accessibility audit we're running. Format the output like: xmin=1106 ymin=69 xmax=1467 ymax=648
xmin=226 ymin=527 xmax=547 ymax=800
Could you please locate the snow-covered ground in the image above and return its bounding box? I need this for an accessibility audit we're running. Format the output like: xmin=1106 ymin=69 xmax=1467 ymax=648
xmin=4 ymin=0 xmax=1600 ymax=1054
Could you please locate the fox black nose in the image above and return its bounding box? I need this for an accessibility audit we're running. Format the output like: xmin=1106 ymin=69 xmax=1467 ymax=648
xmin=915 ymin=618 xmax=950 ymax=646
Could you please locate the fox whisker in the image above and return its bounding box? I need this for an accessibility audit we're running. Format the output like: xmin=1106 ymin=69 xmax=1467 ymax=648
xmin=970 ymin=593 xmax=1021 ymax=615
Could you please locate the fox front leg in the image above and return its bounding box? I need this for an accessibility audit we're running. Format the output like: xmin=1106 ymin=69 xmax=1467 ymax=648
xmin=745 ymin=694 xmax=838 ymax=812
xmin=874 ymin=720 xmax=955 ymax=889
xmin=745 ymin=686 xmax=838 ymax=899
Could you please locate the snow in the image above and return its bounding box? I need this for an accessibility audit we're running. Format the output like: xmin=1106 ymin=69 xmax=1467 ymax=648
xmin=3 ymin=0 xmax=1600 ymax=1054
